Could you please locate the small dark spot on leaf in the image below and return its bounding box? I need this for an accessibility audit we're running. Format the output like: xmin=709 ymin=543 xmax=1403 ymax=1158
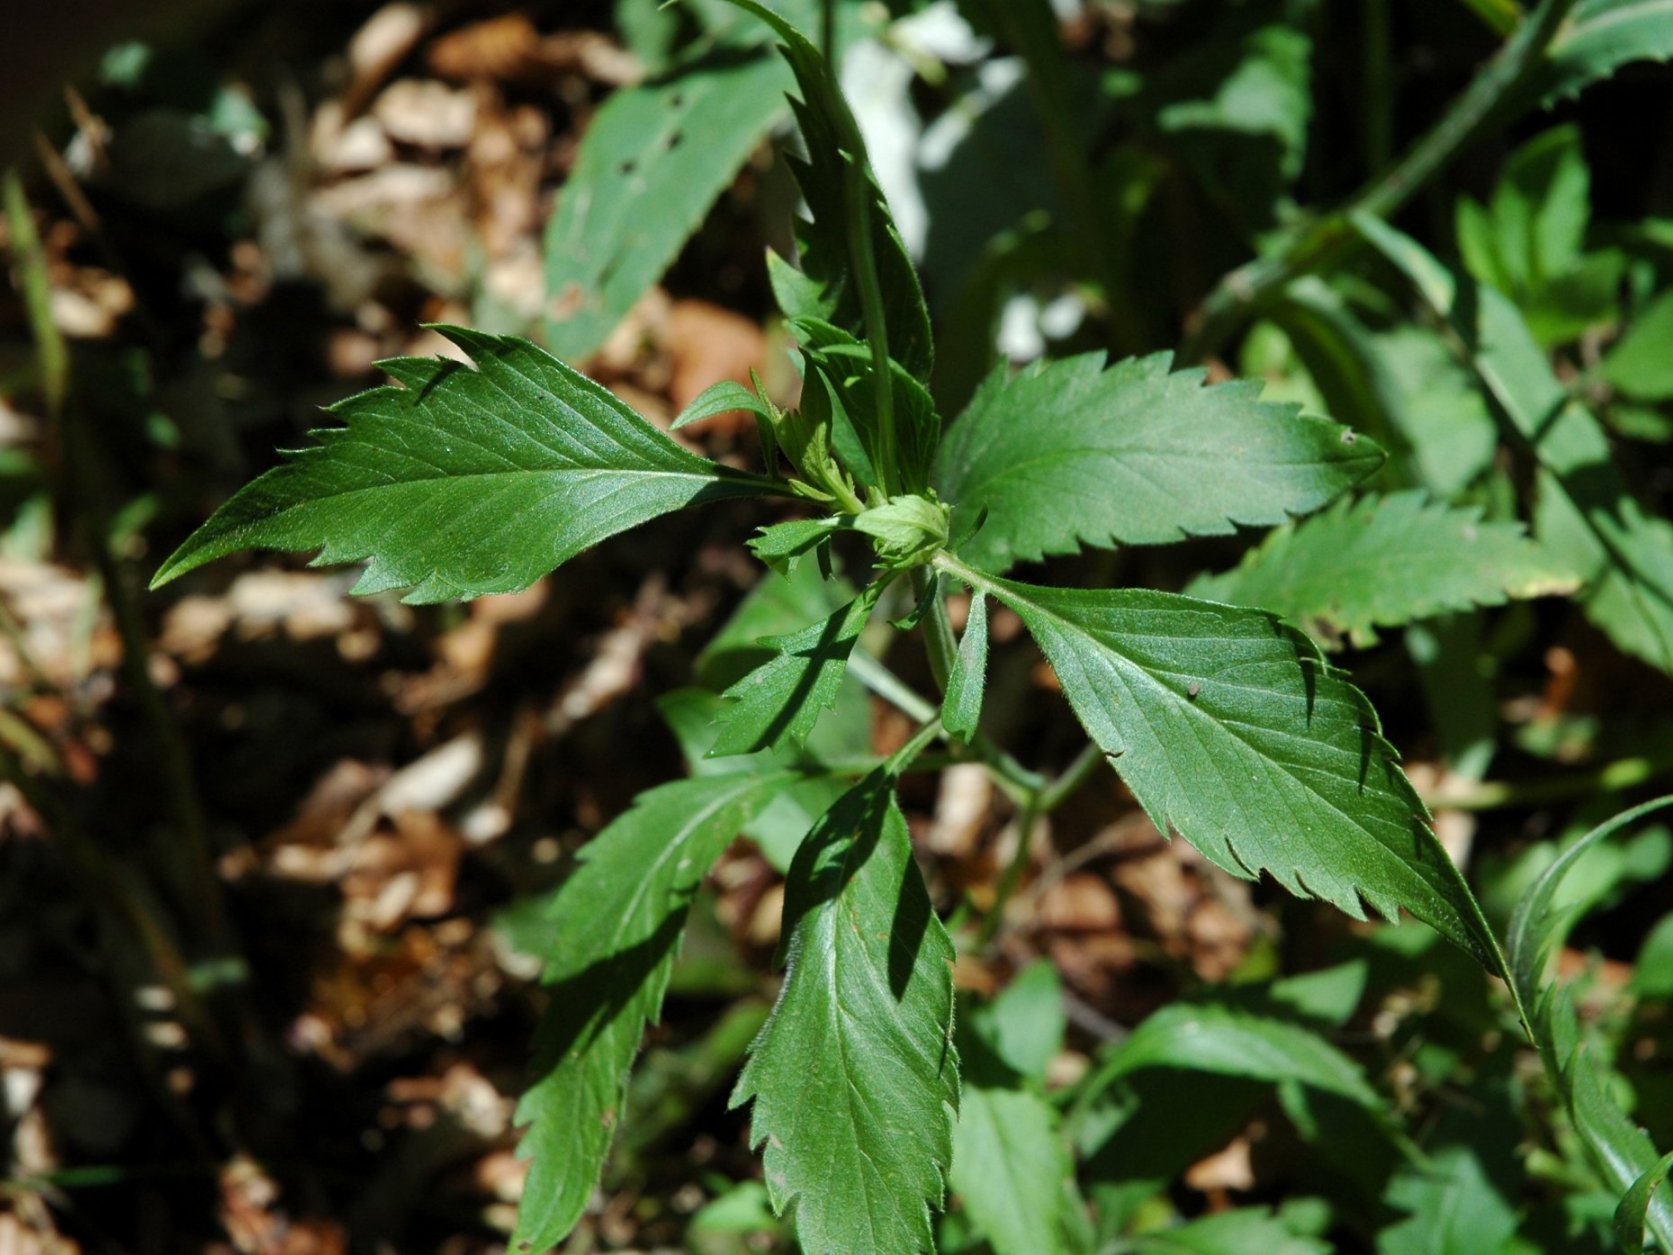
xmin=618 ymin=158 xmax=637 ymax=176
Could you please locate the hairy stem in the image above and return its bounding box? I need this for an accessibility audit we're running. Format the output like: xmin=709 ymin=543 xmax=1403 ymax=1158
xmin=1181 ymin=0 xmax=1581 ymax=365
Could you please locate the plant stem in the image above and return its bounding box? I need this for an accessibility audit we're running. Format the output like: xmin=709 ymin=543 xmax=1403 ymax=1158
xmin=886 ymin=715 xmax=945 ymax=777
xmin=820 ymin=0 xmax=835 ymax=65
xmin=977 ymin=792 xmax=1043 ymax=947
xmin=1181 ymin=0 xmax=1581 ymax=365
xmin=845 ymin=156 xmax=899 ymax=494
xmin=912 ymin=566 xmax=957 ymax=692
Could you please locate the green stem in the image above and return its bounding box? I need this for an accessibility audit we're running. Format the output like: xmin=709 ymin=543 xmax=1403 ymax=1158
xmin=1181 ymin=0 xmax=1581 ymax=365
xmin=1038 ymin=741 xmax=1104 ymax=814
xmin=886 ymin=715 xmax=946 ymax=778
xmin=913 ymin=566 xmax=957 ymax=693
xmin=845 ymin=156 xmax=899 ymax=494
xmin=978 ymin=793 xmax=1043 ymax=947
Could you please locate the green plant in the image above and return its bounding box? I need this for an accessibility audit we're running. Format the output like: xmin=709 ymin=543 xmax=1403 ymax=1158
xmin=145 ymin=1 xmax=1673 ymax=1251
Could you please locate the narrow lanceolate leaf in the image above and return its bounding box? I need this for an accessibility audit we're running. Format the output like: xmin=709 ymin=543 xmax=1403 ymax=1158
xmin=933 ymin=353 xmax=1383 ymax=573
xmin=1188 ymin=491 xmax=1577 ymax=645
xmin=950 ymin=1085 xmax=1080 ymax=1255
xmin=719 ymin=0 xmax=933 ymax=381
xmin=732 ymin=775 xmax=958 ymax=1255
xmin=1541 ymin=0 xmax=1673 ymax=104
xmin=947 ymin=562 xmax=1506 ymax=973
xmin=512 ymin=771 xmax=795 ymax=1252
xmin=152 ymin=327 xmax=771 ymax=602
xmin=943 ymin=592 xmax=989 ymax=740
xmin=544 ymin=52 xmax=789 ymax=361
xmin=710 ymin=586 xmax=877 ymax=757
xmin=1090 ymin=1001 xmax=1384 ymax=1114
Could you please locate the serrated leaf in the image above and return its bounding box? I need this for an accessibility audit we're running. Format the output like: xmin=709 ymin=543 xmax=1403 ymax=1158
xmin=950 ymin=1085 xmax=1083 ymax=1255
xmin=1506 ymin=796 xmax=1673 ymax=1252
xmin=933 ymin=352 xmax=1382 ymax=573
xmin=748 ymin=517 xmax=841 ymax=572
xmin=152 ymin=327 xmax=771 ymax=602
xmin=656 ymin=687 xmax=866 ymax=872
xmin=732 ymin=774 xmax=958 ymax=1255
xmin=511 ymin=771 xmax=795 ymax=1251
xmin=544 ymin=51 xmax=789 ymax=361
xmin=792 ymin=313 xmax=940 ymax=493
xmin=1188 ymin=491 xmax=1577 ymax=645
xmin=1356 ymin=212 xmax=1673 ymax=673
xmin=710 ymin=584 xmax=878 ymax=757
xmin=943 ymin=592 xmax=988 ymax=740
xmin=1541 ymin=0 xmax=1673 ymax=105
xmin=947 ymin=563 xmax=1507 ymax=973
xmin=720 ymin=0 xmax=933 ymax=380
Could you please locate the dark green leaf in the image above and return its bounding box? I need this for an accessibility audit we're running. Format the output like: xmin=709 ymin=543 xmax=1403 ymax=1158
xmin=710 ymin=584 xmax=878 ymax=757
xmin=511 ymin=772 xmax=794 ymax=1251
xmin=943 ymin=592 xmax=988 ymax=741
xmin=1188 ymin=491 xmax=1577 ymax=646
xmin=657 ymin=687 xmax=865 ymax=873
xmin=948 ymin=563 xmax=1507 ymax=973
xmin=1506 ymin=796 xmax=1673 ymax=1251
xmin=544 ymin=52 xmax=789 ymax=361
xmin=1541 ymin=0 xmax=1673 ymax=104
xmin=934 ymin=353 xmax=1382 ymax=573
xmin=152 ymin=328 xmax=770 ymax=602
xmin=1356 ymin=212 xmax=1673 ymax=673
xmin=732 ymin=775 xmax=958 ymax=1254
xmin=721 ymin=0 xmax=933 ymax=380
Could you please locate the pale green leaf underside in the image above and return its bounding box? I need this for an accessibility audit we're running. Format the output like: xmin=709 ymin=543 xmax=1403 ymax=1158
xmin=544 ymin=52 xmax=789 ymax=361
xmin=933 ymin=352 xmax=1383 ymax=573
xmin=1188 ymin=490 xmax=1578 ymax=643
xmin=152 ymin=327 xmax=767 ymax=603
xmin=1098 ymin=1001 xmax=1383 ymax=1112
xmin=1542 ymin=0 xmax=1673 ymax=104
xmin=954 ymin=567 xmax=1504 ymax=972
xmin=512 ymin=771 xmax=794 ymax=1252
xmin=950 ymin=1085 xmax=1079 ymax=1255
xmin=733 ymin=775 xmax=958 ymax=1255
